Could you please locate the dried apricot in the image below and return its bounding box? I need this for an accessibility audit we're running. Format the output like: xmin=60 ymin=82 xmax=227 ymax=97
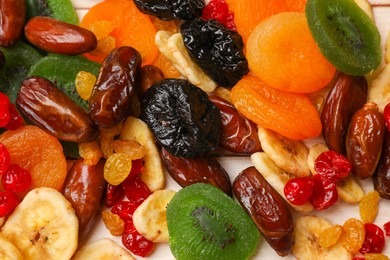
xmin=342 ymin=218 xmax=366 ymax=254
xmin=246 ymin=12 xmax=336 ymax=93
xmin=318 ymin=224 xmax=343 ymax=248
xmin=230 ymin=75 xmax=322 ymax=140
xmin=360 ymin=190 xmax=380 ymax=223
xmin=0 ymin=125 xmax=67 ymax=198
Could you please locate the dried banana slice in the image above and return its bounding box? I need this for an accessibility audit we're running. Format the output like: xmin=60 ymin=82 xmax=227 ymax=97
xmin=72 ymin=238 xmax=134 ymax=260
xmin=367 ymin=64 xmax=390 ymax=113
xmin=1 ymin=187 xmax=78 ymax=259
xmin=0 ymin=234 xmax=23 ymax=260
xmin=133 ymin=189 xmax=176 ymax=243
xmin=353 ymin=0 xmax=374 ymax=20
xmin=386 ymin=30 xmax=390 ymax=64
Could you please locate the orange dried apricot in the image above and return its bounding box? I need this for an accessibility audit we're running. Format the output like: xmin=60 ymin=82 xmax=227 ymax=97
xmin=246 ymin=12 xmax=336 ymax=93
xmin=230 ymin=75 xmax=322 ymax=140
xmin=0 ymin=125 xmax=67 ymax=198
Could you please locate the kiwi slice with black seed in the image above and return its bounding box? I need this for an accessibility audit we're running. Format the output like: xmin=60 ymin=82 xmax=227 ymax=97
xmin=26 ymin=0 xmax=79 ymax=25
xmin=305 ymin=0 xmax=382 ymax=76
xmin=166 ymin=183 xmax=260 ymax=260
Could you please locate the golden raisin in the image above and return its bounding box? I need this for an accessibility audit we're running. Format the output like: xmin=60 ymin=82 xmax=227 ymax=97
xmin=99 ymin=124 xmax=123 ymax=158
xmin=89 ymin=20 xmax=115 ymax=40
xmin=359 ymin=190 xmax=380 ymax=223
xmin=365 ymin=253 xmax=390 ymax=260
xmin=75 ymin=71 xmax=96 ymax=101
xmin=78 ymin=141 xmax=103 ymax=166
xmin=318 ymin=224 xmax=343 ymax=248
xmin=102 ymin=210 xmax=125 ymax=236
xmin=90 ymin=35 xmax=116 ymax=57
xmin=113 ymin=139 xmax=146 ymax=160
xmin=104 ymin=153 xmax=133 ymax=185
xmin=341 ymin=218 xmax=365 ymax=254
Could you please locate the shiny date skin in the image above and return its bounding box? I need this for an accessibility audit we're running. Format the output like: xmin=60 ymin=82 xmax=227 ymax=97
xmin=24 ymin=16 xmax=97 ymax=55
xmin=0 ymin=0 xmax=25 ymax=47
xmin=16 ymin=76 xmax=99 ymax=142
xmin=209 ymin=95 xmax=261 ymax=154
xmin=89 ymin=47 xmax=141 ymax=128
xmin=346 ymin=102 xmax=385 ymax=179
xmin=374 ymin=130 xmax=390 ymax=199
xmin=160 ymin=148 xmax=232 ymax=196
xmin=233 ymin=166 xmax=293 ymax=256
xmin=321 ymin=72 xmax=367 ymax=155
xmin=62 ymin=159 xmax=106 ymax=242
xmin=136 ymin=65 xmax=164 ymax=97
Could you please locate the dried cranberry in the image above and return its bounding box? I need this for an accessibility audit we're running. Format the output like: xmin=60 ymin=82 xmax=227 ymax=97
xmin=122 ymin=222 xmax=154 ymax=257
xmin=284 ymin=176 xmax=314 ymax=205
xmin=314 ymin=150 xmax=352 ymax=182
xmin=309 ymin=174 xmax=338 ymax=210
xmin=105 ymin=183 xmax=125 ymax=207
xmin=360 ymin=223 xmax=385 ymax=254
xmin=1 ymin=164 xmax=32 ymax=192
xmin=127 ymin=159 xmax=144 ymax=180
xmin=0 ymin=142 xmax=10 ymax=175
xmin=4 ymin=103 xmax=23 ymax=130
xmin=111 ymin=200 xmax=139 ymax=221
xmin=0 ymin=191 xmax=19 ymax=217
xmin=0 ymin=92 xmax=10 ymax=127
xmin=352 ymin=258 xmax=365 ymax=260
xmin=384 ymin=103 xmax=390 ymax=132
xmin=201 ymin=0 xmax=237 ymax=31
xmin=122 ymin=176 xmax=151 ymax=205
xmin=383 ymin=221 xmax=390 ymax=236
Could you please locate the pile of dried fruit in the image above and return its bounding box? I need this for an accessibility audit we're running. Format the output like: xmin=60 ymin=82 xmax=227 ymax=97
xmin=0 ymin=0 xmax=389 ymax=259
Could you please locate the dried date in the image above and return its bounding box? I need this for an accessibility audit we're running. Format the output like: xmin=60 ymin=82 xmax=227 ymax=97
xmin=346 ymin=102 xmax=385 ymax=179
xmin=89 ymin=47 xmax=142 ymax=128
xmin=160 ymin=148 xmax=232 ymax=196
xmin=374 ymin=130 xmax=390 ymax=199
xmin=233 ymin=166 xmax=293 ymax=256
xmin=0 ymin=0 xmax=25 ymax=47
xmin=16 ymin=76 xmax=99 ymax=142
xmin=135 ymin=65 xmax=164 ymax=97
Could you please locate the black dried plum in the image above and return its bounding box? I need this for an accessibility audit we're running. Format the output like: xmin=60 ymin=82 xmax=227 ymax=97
xmin=133 ymin=0 xmax=204 ymax=21
xmin=180 ymin=18 xmax=249 ymax=88
xmin=141 ymin=79 xmax=221 ymax=158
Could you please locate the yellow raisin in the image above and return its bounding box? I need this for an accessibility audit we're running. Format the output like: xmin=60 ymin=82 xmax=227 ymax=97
xmin=341 ymin=218 xmax=366 ymax=254
xmin=78 ymin=141 xmax=103 ymax=166
xmin=99 ymin=124 xmax=123 ymax=158
xmin=75 ymin=71 xmax=96 ymax=101
xmin=359 ymin=190 xmax=380 ymax=223
xmin=113 ymin=139 xmax=146 ymax=160
xmin=89 ymin=20 xmax=115 ymax=40
xmin=365 ymin=253 xmax=390 ymax=260
xmin=90 ymin=35 xmax=116 ymax=57
xmin=104 ymin=153 xmax=133 ymax=185
xmin=318 ymin=224 xmax=343 ymax=248
xmin=102 ymin=210 xmax=125 ymax=236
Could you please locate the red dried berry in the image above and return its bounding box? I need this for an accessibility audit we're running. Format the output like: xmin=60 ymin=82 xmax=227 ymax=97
xmin=309 ymin=174 xmax=338 ymax=210
xmin=122 ymin=176 xmax=151 ymax=205
xmin=360 ymin=223 xmax=385 ymax=254
xmin=225 ymin=13 xmax=237 ymax=31
xmin=352 ymin=258 xmax=365 ymax=260
xmin=314 ymin=150 xmax=352 ymax=182
xmin=383 ymin=221 xmax=390 ymax=236
xmin=0 ymin=191 xmax=19 ymax=217
xmin=111 ymin=200 xmax=139 ymax=221
xmin=284 ymin=176 xmax=314 ymax=205
xmin=384 ymin=103 xmax=390 ymax=132
xmin=0 ymin=142 xmax=10 ymax=175
xmin=105 ymin=183 xmax=125 ymax=207
xmin=0 ymin=92 xmax=10 ymax=127
xmin=127 ymin=159 xmax=144 ymax=180
xmin=201 ymin=0 xmax=237 ymax=31
xmin=122 ymin=221 xmax=154 ymax=257
xmin=1 ymin=164 xmax=32 ymax=192
xmin=4 ymin=104 xmax=23 ymax=130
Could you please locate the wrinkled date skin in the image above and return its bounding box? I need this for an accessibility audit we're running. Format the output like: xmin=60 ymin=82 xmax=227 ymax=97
xmin=89 ymin=47 xmax=142 ymax=128
xmin=346 ymin=102 xmax=385 ymax=179
xmin=62 ymin=159 xmax=106 ymax=242
xmin=209 ymin=95 xmax=261 ymax=154
xmin=24 ymin=16 xmax=97 ymax=55
xmin=0 ymin=0 xmax=26 ymax=47
xmin=160 ymin=148 xmax=232 ymax=196
xmin=374 ymin=130 xmax=390 ymax=199
xmin=16 ymin=76 xmax=99 ymax=142
xmin=321 ymin=72 xmax=367 ymax=155
xmin=233 ymin=166 xmax=293 ymax=256
xmin=135 ymin=65 xmax=164 ymax=98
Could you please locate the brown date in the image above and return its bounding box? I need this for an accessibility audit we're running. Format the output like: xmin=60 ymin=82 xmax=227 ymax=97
xmin=346 ymin=102 xmax=385 ymax=179
xmin=321 ymin=72 xmax=367 ymax=155
xmin=89 ymin=47 xmax=141 ymax=128
xmin=160 ymin=148 xmax=232 ymax=196
xmin=209 ymin=95 xmax=261 ymax=154
xmin=136 ymin=65 xmax=164 ymax=97
xmin=233 ymin=166 xmax=293 ymax=256
xmin=16 ymin=76 xmax=99 ymax=142
xmin=62 ymin=159 xmax=106 ymax=242
xmin=0 ymin=0 xmax=25 ymax=47
xmin=374 ymin=130 xmax=390 ymax=199
xmin=24 ymin=16 xmax=97 ymax=55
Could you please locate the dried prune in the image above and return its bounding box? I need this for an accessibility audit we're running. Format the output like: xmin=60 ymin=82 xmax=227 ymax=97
xmin=180 ymin=18 xmax=248 ymax=88
xmin=141 ymin=79 xmax=221 ymax=158
xmin=133 ymin=0 xmax=204 ymax=21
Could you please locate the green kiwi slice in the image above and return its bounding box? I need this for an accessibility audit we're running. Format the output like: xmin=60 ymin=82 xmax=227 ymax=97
xmin=26 ymin=0 xmax=79 ymax=25
xmin=305 ymin=0 xmax=382 ymax=76
xmin=166 ymin=183 xmax=260 ymax=260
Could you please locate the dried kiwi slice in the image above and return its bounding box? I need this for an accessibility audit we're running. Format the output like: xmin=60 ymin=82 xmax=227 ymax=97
xmin=305 ymin=0 xmax=382 ymax=76
xmin=25 ymin=0 xmax=79 ymax=25
xmin=166 ymin=183 xmax=260 ymax=260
